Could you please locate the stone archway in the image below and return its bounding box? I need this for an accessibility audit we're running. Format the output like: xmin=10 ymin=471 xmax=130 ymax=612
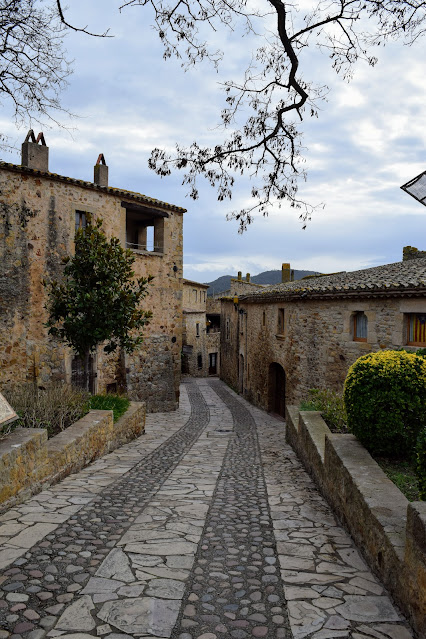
xmin=268 ymin=362 xmax=286 ymax=418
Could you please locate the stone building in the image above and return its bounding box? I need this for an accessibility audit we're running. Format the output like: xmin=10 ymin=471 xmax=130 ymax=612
xmin=182 ymin=279 xmax=220 ymax=376
xmin=0 ymin=132 xmax=185 ymax=411
xmin=220 ymin=257 xmax=426 ymax=418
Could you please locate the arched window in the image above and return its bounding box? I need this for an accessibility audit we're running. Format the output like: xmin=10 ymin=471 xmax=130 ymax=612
xmin=353 ymin=312 xmax=368 ymax=342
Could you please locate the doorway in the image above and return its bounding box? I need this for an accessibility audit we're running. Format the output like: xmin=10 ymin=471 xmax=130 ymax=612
xmin=268 ymin=362 xmax=286 ymax=418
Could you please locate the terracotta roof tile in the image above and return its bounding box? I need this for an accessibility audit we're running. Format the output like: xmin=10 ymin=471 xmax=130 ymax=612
xmin=240 ymin=258 xmax=426 ymax=301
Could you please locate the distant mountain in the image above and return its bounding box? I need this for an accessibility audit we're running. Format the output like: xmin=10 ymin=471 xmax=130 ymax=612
xmin=205 ymin=269 xmax=321 ymax=296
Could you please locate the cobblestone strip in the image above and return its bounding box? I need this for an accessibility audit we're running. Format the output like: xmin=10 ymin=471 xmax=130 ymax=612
xmin=0 ymin=387 xmax=191 ymax=570
xmin=0 ymin=381 xmax=214 ymax=639
xmin=171 ymin=379 xmax=293 ymax=639
xmin=235 ymin=390 xmax=414 ymax=639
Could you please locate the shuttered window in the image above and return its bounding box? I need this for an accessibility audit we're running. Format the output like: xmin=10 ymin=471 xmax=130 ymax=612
xmin=354 ymin=312 xmax=368 ymax=342
xmin=407 ymin=313 xmax=426 ymax=346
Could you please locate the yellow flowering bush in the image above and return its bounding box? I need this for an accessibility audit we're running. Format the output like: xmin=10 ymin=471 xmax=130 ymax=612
xmin=343 ymin=350 xmax=426 ymax=457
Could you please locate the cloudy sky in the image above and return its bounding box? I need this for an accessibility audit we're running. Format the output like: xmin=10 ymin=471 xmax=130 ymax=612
xmin=2 ymin=0 xmax=426 ymax=282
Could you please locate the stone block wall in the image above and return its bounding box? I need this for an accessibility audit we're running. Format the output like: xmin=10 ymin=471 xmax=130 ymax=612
xmin=0 ymin=402 xmax=145 ymax=511
xmin=286 ymin=407 xmax=426 ymax=638
xmin=220 ymin=295 xmax=426 ymax=412
xmin=0 ymin=164 xmax=184 ymax=409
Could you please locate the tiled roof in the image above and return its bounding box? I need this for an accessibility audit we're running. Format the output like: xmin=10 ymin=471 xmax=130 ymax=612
xmin=183 ymin=279 xmax=210 ymax=288
xmin=0 ymin=162 xmax=186 ymax=213
xmin=240 ymin=258 xmax=426 ymax=302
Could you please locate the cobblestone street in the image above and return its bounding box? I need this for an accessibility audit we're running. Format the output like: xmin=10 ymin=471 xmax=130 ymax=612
xmin=0 ymin=378 xmax=415 ymax=639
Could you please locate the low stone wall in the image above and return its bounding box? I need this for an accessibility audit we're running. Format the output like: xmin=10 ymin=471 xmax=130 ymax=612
xmin=286 ymin=406 xmax=426 ymax=638
xmin=0 ymin=401 xmax=145 ymax=511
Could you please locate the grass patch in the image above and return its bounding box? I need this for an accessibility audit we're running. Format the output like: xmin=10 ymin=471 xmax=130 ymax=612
xmin=300 ymin=388 xmax=348 ymax=433
xmin=375 ymin=457 xmax=420 ymax=502
xmin=89 ymin=394 xmax=130 ymax=422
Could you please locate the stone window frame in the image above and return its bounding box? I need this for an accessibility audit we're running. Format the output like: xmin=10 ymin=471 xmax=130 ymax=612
xmin=276 ymin=307 xmax=286 ymax=337
xmin=353 ymin=311 xmax=368 ymax=342
xmin=75 ymin=210 xmax=88 ymax=234
xmin=406 ymin=312 xmax=426 ymax=347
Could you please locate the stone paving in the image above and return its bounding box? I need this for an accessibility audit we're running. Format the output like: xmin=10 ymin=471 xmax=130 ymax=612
xmin=0 ymin=378 xmax=415 ymax=639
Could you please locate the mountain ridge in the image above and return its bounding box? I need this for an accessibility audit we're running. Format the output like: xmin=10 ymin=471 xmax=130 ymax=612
xmin=204 ymin=269 xmax=321 ymax=295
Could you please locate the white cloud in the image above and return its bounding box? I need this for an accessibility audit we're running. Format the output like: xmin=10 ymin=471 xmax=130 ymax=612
xmin=2 ymin=0 xmax=426 ymax=283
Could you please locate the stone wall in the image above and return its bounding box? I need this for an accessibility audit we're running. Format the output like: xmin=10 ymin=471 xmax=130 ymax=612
xmin=220 ymin=295 xmax=426 ymax=412
xmin=183 ymin=311 xmax=208 ymax=377
xmin=182 ymin=280 xmax=219 ymax=378
xmin=0 ymin=163 xmax=184 ymax=409
xmin=0 ymin=402 xmax=145 ymax=511
xmin=286 ymin=407 xmax=426 ymax=638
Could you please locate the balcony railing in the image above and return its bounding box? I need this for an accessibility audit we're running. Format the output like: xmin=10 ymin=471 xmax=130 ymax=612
xmin=126 ymin=241 xmax=163 ymax=253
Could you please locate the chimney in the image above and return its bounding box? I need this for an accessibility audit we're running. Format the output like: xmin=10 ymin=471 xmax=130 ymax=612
xmin=94 ymin=153 xmax=108 ymax=187
xmin=282 ymin=263 xmax=291 ymax=283
xmin=21 ymin=130 xmax=48 ymax=172
xmin=246 ymin=273 xmax=250 ymax=282
xmin=403 ymin=246 xmax=426 ymax=261
xmin=237 ymin=271 xmax=242 ymax=281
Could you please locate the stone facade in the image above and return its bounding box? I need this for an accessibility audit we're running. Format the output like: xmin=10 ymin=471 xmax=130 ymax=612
xmin=0 ymin=134 xmax=185 ymax=411
xmin=182 ymin=279 xmax=220 ymax=377
xmin=220 ymin=256 xmax=426 ymax=415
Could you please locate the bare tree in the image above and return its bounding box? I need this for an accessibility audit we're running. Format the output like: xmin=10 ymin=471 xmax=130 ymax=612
xmin=0 ymin=0 xmax=73 ymax=144
xmin=110 ymin=0 xmax=426 ymax=229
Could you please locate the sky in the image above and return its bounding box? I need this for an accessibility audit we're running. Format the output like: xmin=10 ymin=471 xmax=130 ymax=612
xmin=1 ymin=0 xmax=426 ymax=283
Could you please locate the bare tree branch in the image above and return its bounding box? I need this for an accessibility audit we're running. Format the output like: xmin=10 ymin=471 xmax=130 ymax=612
xmin=56 ymin=0 xmax=112 ymax=37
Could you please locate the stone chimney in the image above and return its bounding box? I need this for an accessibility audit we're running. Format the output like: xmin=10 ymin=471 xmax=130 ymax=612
xmin=246 ymin=273 xmax=250 ymax=282
xmin=237 ymin=271 xmax=242 ymax=281
xmin=282 ymin=263 xmax=291 ymax=283
xmin=21 ymin=130 xmax=48 ymax=171
xmin=403 ymin=246 xmax=426 ymax=261
xmin=94 ymin=154 xmax=108 ymax=187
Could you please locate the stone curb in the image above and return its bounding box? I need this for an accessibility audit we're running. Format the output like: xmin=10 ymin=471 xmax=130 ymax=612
xmin=285 ymin=405 xmax=426 ymax=638
xmin=0 ymin=402 xmax=145 ymax=513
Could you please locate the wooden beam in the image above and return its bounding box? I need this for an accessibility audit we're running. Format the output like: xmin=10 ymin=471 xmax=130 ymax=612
xmin=121 ymin=201 xmax=169 ymax=218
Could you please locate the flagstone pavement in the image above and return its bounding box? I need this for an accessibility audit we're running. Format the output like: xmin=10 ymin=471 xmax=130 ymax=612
xmin=0 ymin=378 xmax=415 ymax=639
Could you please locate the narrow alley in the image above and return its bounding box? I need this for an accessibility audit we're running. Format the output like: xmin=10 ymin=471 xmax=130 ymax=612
xmin=0 ymin=379 xmax=414 ymax=639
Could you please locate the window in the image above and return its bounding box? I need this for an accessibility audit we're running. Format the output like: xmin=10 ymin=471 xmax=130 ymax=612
xmin=226 ymin=318 xmax=230 ymax=341
xmin=353 ymin=312 xmax=368 ymax=342
xmin=193 ymin=289 xmax=197 ymax=302
xmin=75 ymin=210 xmax=87 ymax=234
xmin=407 ymin=313 xmax=426 ymax=346
xmin=262 ymin=311 xmax=266 ymax=327
xmin=197 ymin=354 xmax=203 ymax=369
xmin=124 ymin=202 xmax=166 ymax=253
xmin=196 ymin=323 xmax=200 ymax=337
xmin=277 ymin=308 xmax=285 ymax=335
xmin=209 ymin=352 xmax=217 ymax=374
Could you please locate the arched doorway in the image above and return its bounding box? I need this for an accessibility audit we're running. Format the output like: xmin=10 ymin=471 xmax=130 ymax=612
xmin=239 ymin=354 xmax=244 ymax=393
xmin=268 ymin=362 xmax=286 ymax=418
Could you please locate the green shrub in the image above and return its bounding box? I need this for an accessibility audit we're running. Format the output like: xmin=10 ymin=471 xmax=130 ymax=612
xmin=300 ymin=388 xmax=347 ymax=432
xmin=343 ymin=350 xmax=426 ymax=457
xmin=416 ymin=428 xmax=426 ymax=500
xmin=2 ymin=383 xmax=90 ymax=438
xmin=89 ymin=394 xmax=130 ymax=422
